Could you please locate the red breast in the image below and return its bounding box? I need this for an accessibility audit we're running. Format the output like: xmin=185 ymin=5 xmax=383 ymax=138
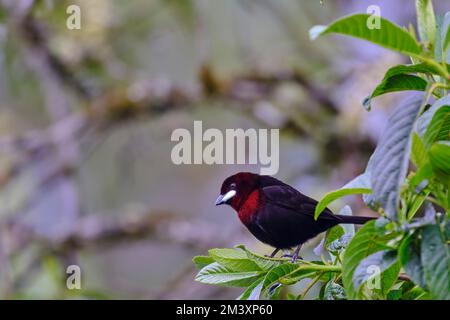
xmin=238 ymin=189 xmax=264 ymax=225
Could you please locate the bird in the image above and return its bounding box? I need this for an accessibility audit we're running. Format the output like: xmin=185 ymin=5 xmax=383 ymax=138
xmin=215 ymin=172 xmax=376 ymax=261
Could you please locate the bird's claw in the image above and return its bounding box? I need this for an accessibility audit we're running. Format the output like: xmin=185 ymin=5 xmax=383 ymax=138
xmin=290 ymin=256 xmax=303 ymax=263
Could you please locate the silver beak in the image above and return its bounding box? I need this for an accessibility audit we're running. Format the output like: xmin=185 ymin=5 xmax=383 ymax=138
xmin=215 ymin=190 xmax=236 ymax=206
xmin=215 ymin=194 xmax=224 ymax=206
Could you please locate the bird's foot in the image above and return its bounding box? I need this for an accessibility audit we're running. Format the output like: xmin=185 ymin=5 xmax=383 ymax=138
xmin=280 ymin=249 xmax=293 ymax=258
xmin=265 ymin=248 xmax=281 ymax=258
xmin=290 ymin=245 xmax=303 ymax=263
xmin=290 ymin=255 xmax=303 ymax=263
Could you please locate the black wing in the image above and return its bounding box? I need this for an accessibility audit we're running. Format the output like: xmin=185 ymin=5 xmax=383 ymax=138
xmin=248 ymin=184 xmax=341 ymax=248
xmin=262 ymin=184 xmax=341 ymax=223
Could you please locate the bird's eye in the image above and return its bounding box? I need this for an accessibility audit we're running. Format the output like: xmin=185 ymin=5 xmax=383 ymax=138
xmin=230 ymin=183 xmax=236 ymax=189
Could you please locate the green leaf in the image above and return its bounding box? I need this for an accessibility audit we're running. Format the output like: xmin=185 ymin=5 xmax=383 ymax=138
xmin=323 ymin=281 xmax=346 ymax=300
xmin=208 ymin=248 xmax=262 ymax=272
xmin=387 ymin=287 xmax=403 ymax=300
xmin=310 ymin=14 xmax=421 ymax=56
xmin=380 ymin=261 xmax=401 ymax=296
xmin=416 ymin=0 xmax=436 ymax=44
xmin=237 ymin=277 xmax=264 ymax=300
xmin=353 ymin=250 xmax=399 ymax=296
xmin=262 ymin=263 xmax=299 ymax=289
xmin=423 ymin=105 xmax=450 ymax=148
xmin=235 ymin=245 xmax=283 ymax=270
xmin=444 ymin=17 xmax=450 ymax=57
xmin=410 ymin=162 xmax=433 ymax=189
xmin=408 ymin=22 xmax=419 ymax=42
xmin=420 ymin=224 xmax=450 ymax=299
xmin=407 ymin=189 xmax=431 ymax=220
xmin=435 ymin=12 xmax=450 ymax=63
xmin=286 ymin=293 xmax=297 ymax=300
xmin=399 ymin=233 xmax=427 ymax=289
xmin=314 ymin=188 xmax=371 ymax=219
xmin=192 ymin=256 xmax=215 ymax=270
xmin=402 ymin=285 xmax=430 ymax=300
xmin=411 ymin=132 xmax=428 ymax=167
xmin=365 ymin=95 xmax=424 ymax=219
xmin=327 ymin=234 xmax=352 ymax=253
xmin=325 ymin=225 xmax=345 ymax=248
xmin=363 ymin=64 xmax=430 ymax=110
xmin=364 ymin=76 xmax=426 ymax=111
xmin=417 ymin=95 xmax=450 ymax=137
xmin=315 ymin=173 xmax=372 ymax=219
xmin=342 ymin=221 xmax=391 ymax=299
xmin=195 ymin=262 xmax=262 ymax=287
xmin=429 ymin=141 xmax=450 ymax=182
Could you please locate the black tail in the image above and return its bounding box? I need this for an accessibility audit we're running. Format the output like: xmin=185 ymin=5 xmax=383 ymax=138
xmin=336 ymin=215 xmax=376 ymax=225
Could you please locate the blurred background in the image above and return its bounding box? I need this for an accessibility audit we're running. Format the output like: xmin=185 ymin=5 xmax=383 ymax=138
xmin=0 ymin=0 xmax=449 ymax=299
